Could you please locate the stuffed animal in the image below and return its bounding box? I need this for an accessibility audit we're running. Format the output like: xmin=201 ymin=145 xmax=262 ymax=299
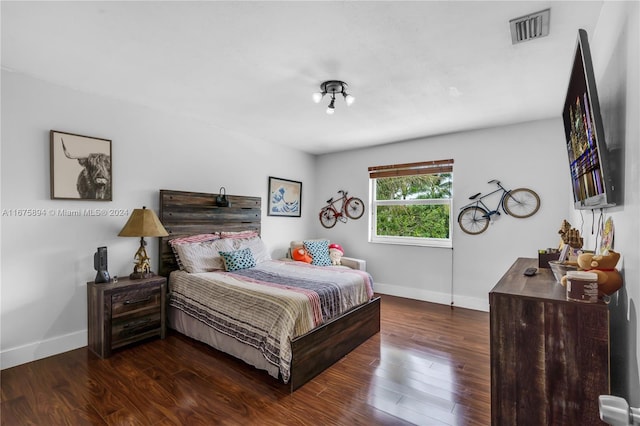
xmin=292 ymin=246 xmax=312 ymax=263
xmin=561 ymin=250 xmax=622 ymax=295
xmin=328 ymin=243 xmax=344 ymax=266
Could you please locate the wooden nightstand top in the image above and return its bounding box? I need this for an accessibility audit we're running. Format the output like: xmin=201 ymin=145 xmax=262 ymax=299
xmin=87 ymin=275 xmax=166 ymax=291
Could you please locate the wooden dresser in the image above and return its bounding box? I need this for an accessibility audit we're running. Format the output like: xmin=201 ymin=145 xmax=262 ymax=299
xmin=87 ymin=275 xmax=166 ymax=358
xmin=489 ymin=258 xmax=609 ymax=425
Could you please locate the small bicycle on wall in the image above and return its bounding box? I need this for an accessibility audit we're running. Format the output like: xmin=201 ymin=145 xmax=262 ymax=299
xmin=319 ymin=190 xmax=365 ymax=228
xmin=457 ymin=180 xmax=540 ymax=235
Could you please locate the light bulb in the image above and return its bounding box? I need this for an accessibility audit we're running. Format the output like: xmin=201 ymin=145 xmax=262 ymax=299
xmin=312 ymin=92 xmax=324 ymax=103
xmin=326 ymin=97 xmax=335 ymax=114
xmin=344 ymin=94 xmax=355 ymax=106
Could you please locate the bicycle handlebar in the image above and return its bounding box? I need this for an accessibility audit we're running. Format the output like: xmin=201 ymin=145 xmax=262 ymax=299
xmin=326 ymin=190 xmax=348 ymax=205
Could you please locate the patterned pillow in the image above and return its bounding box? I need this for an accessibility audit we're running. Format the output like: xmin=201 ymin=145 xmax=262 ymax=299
xmin=169 ymin=233 xmax=219 ymax=245
xmin=220 ymin=230 xmax=259 ymax=240
xmin=304 ymin=239 xmax=332 ymax=266
xmin=219 ymin=247 xmax=257 ymax=271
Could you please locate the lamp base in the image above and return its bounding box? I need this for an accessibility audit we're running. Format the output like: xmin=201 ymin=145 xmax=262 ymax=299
xmin=129 ymin=271 xmax=156 ymax=280
xmin=129 ymin=236 xmax=154 ymax=280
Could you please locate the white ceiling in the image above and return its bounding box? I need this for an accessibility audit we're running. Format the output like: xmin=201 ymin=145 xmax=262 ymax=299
xmin=1 ymin=1 xmax=604 ymax=155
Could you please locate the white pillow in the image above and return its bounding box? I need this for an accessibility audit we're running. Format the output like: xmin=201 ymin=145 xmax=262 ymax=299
xmin=172 ymin=238 xmax=234 ymax=273
xmin=169 ymin=234 xmax=221 ymax=270
xmin=235 ymin=236 xmax=271 ymax=263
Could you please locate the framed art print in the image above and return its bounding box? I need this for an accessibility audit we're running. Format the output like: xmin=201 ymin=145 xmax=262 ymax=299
xmin=50 ymin=130 xmax=112 ymax=201
xmin=267 ymin=176 xmax=301 ymax=217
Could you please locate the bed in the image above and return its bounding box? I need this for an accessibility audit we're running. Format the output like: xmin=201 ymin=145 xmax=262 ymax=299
xmin=158 ymin=189 xmax=381 ymax=391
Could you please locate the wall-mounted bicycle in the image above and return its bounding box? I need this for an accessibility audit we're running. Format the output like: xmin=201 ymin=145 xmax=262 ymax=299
xmin=457 ymin=180 xmax=540 ymax=235
xmin=319 ymin=190 xmax=365 ymax=228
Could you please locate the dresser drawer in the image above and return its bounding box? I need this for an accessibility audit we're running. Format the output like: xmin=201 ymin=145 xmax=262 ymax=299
xmin=111 ymin=287 xmax=161 ymax=317
xmin=111 ymin=312 xmax=162 ymax=348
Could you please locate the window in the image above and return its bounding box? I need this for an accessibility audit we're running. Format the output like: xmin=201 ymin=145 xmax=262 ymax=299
xmin=368 ymin=159 xmax=453 ymax=247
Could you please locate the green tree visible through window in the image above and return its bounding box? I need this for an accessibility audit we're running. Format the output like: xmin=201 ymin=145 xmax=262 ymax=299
xmin=369 ymin=160 xmax=453 ymax=246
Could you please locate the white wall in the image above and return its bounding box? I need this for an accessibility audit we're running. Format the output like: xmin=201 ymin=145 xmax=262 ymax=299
xmin=572 ymin=1 xmax=640 ymax=405
xmin=0 ymin=71 xmax=317 ymax=369
xmin=315 ymin=118 xmax=571 ymax=311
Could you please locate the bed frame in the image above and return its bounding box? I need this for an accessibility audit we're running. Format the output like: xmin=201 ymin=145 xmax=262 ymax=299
xmin=158 ymin=189 xmax=380 ymax=391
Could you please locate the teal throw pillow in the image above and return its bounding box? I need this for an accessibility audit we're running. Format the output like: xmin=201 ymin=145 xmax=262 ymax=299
xmin=219 ymin=247 xmax=256 ymax=271
xmin=303 ymin=239 xmax=332 ymax=266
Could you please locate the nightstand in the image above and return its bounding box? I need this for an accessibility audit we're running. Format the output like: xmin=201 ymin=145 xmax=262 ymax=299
xmin=87 ymin=275 xmax=166 ymax=358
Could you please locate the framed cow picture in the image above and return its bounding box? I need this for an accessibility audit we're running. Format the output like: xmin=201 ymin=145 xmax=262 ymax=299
xmin=50 ymin=130 xmax=112 ymax=201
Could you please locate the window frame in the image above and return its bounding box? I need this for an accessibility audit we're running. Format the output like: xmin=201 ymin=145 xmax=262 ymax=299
xmin=368 ymin=160 xmax=453 ymax=248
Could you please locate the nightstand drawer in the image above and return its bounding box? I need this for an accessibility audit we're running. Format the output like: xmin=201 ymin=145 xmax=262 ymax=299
xmin=111 ymin=287 xmax=161 ymax=317
xmin=112 ymin=312 xmax=162 ymax=347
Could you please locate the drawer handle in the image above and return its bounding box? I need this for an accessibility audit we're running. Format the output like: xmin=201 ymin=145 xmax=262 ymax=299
xmin=123 ymin=319 xmax=152 ymax=329
xmin=123 ymin=296 xmax=151 ymax=305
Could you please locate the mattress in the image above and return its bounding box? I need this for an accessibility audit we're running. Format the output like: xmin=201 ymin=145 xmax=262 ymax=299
xmin=168 ymin=259 xmax=374 ymax=383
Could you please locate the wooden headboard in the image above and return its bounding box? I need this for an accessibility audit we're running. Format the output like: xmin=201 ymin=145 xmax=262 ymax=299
xmin=157 ymin=189 xmax=261 ymax=277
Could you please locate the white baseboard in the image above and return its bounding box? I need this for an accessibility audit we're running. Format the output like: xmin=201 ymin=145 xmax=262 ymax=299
xmin=1 ymin=330 xmax=87 ymax=370
xmin=374 ymin=282 xmax=489 ymax=312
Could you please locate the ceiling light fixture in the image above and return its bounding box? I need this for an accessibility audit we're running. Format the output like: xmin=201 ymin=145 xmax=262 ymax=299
xmin=313 ymin=80 xmax=355 ymax=114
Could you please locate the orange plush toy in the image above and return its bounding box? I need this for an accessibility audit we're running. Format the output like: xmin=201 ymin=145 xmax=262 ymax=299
xmin=292 ymin=247 xmax=312 ymax=263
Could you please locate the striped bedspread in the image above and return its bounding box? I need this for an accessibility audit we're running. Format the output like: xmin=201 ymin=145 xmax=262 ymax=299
xmin=168 ymin=260 xmax=374 ymax=383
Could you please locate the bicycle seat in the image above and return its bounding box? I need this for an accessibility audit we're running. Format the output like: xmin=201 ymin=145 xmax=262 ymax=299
xmin=468 ymin=192 xmax=482 ymax=200
xmin=326 ymin=198 xmax=334 ymax=204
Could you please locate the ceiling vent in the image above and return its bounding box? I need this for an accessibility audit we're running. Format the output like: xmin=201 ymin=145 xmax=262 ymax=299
xmin=509 ymin=9 xmax=550 ymax=44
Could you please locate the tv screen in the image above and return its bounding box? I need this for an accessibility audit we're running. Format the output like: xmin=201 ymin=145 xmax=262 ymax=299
xmin=562 ymin=29 xmax=615 ymax=210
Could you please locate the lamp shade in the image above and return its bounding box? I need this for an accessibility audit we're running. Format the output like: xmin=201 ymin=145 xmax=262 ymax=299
xmin=118 ymin=206 xmax=169 ymax=237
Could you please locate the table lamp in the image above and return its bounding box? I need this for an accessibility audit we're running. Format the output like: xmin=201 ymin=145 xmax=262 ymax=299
xmin=118 ymin=206 xmax=169 ymax=279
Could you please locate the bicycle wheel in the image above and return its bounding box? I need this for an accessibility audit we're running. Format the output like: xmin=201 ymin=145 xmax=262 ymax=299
xmin=458 ymin=206 xmax=490 ymax=235
xmin=319 ymin=207 xmax=338 ymax=228
xmin=344 ymin=197 xmax=365 ymax=220
xmin=503 ymin=188 xmax=540 ymax=218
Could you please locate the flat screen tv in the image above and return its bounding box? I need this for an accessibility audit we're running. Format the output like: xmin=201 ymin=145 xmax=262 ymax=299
xmin=562 ymin=29 xmax=615 ymax=210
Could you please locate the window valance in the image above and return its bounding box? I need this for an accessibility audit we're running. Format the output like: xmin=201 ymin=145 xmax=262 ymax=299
xmin=368 ymin=159 xmax=454 ymax=179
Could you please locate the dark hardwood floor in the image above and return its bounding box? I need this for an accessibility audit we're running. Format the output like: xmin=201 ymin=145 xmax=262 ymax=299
xmin=1 ymin=295 xmax=490 ymax=425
